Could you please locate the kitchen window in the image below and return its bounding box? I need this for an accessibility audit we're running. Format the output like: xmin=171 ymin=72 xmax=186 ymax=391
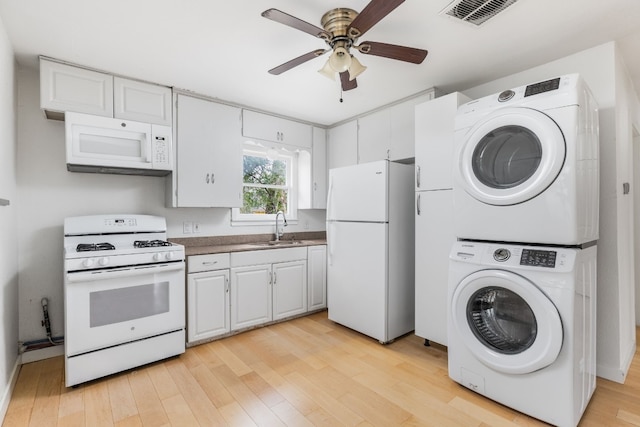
xmin=232 ymin=145 xmax=298 ymax=224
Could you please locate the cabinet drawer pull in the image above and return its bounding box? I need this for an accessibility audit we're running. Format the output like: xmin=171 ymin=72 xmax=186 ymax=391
xmin=202 ymin=261 xmax=218 ymax=265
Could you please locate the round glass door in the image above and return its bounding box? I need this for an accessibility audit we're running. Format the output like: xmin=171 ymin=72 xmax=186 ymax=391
xmin=451 ymin=270 xmax=563 ymax=374
xmin=458 ymin=107 xmax=566 ymax=206
xmin=467 ymin=286 xmax=537 ymax=354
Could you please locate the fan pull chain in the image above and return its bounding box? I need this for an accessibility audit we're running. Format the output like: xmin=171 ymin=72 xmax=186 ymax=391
xmin=339 ymin=86 xmax=343 ymax=103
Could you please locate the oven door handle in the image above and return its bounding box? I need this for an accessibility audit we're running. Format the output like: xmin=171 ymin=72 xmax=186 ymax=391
xmin=66 ymin=262 xmax=185 ymax=283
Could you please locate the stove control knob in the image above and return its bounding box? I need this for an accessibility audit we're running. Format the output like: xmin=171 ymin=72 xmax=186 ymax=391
xmin=153 ymin=253 xmax=162 ymax=261
xmin=165 ymin=252 xmax=174 ymax=261
xmin=99 ymin=257 xmax=109 ymax=266
xmin=82 ymin=258 xmax=95 ymax=268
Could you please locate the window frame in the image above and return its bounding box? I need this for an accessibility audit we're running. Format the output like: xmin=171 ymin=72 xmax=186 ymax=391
xmin=231 ymin=144 xmax=298 ymax=225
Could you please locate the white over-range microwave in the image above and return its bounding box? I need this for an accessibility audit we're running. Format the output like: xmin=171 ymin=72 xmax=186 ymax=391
xmin=65 ymin=111 xmax=173 ymax=176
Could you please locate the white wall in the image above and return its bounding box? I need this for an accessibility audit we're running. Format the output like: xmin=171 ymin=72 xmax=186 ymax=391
xmin=16 ymin=65 xmax=327 ymax=345
xmin=0 ymin=13 xmax=18 ymax=422
xmin=461 ymin=41 xmax=640 ymax=383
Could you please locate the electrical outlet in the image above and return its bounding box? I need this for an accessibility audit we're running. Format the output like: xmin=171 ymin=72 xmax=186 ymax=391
xmin=183 ymin=221 xmax=193 ymax=234
xmin=193 ymin=222 xmax=201 ymax=233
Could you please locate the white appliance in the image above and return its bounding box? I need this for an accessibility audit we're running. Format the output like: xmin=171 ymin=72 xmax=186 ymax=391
xmin=448 ymin=240 xmax=596 ymax=427
xmin=65 ymin=111 xmax=173 ymax=176
xmin=414 ymin=92 xmax=471 ymax=346
xmin=453 ymin=74 xmax=599 ymax=245
xmin=326 ymin=160 xmax=414 ymax=344
xmin=63 ymin=214 xmax=185 ymax=387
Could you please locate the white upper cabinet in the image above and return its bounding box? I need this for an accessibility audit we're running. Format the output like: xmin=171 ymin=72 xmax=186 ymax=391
xmin=242 ymin=109 xmax=312 ymax=148
xmin=357 ymin=90 xmax=436 ymax=163
xmin=312 ymin=127 xmax=327 ymax=209
xmin=169 ymin=94 xmax=243 ymax=208
xmin=113 ymin=77 xmax=172 ymax=125
xmin=40 ymin=59 xmax=113 ymax=120
xmin=40 ymin=57 xmax=171 ymax=125
xmin=327 ymin=119 xmax=358 ymax=170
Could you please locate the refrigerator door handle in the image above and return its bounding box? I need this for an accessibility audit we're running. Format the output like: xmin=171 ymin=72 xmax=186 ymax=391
xmin=416 ymin=165 xmax=421 ymax=189
xmin=326 ymin=177 xmax=334 ymax=220
xmin=416 ymin=193 xmax=421 ymax=216
xmin=327 ymin=221 xmax=333 ymax=266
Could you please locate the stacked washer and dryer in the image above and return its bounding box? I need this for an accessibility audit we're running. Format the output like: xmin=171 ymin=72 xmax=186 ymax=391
xmin=447 ymin=75 xmax=599 ymax=427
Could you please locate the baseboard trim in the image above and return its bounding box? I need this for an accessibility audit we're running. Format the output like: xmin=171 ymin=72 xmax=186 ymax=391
xmin=20 ymin=345 xmax=64 ymax=364
xmin=0 ymin=356 xmax=20 ymax=425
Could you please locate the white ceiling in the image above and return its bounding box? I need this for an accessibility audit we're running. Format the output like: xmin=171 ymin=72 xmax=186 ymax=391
xmin=1 ymin=0 xmax=640 ymax=126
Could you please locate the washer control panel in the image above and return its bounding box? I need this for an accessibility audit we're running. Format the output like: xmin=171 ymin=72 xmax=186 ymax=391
xmin=520 ymin=248 xmax=557 ymax=268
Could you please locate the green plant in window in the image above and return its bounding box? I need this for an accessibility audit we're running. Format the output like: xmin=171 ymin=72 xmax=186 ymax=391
xmin=242 ymin=155 xmax=288 ymax=214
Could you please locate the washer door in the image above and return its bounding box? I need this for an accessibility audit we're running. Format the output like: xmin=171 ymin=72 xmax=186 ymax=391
xmin=458 ymin=107 xmax=566 ymax=206
xmin=451 ymin=270 xmax=563 ymax=374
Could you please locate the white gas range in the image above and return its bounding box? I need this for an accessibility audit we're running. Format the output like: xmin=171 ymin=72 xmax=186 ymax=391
xmin=63 ymin=214 xmax=185 ymax=387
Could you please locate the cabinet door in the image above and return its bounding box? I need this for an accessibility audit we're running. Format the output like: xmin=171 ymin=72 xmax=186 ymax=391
xmin=242 ymin=110 xmax=312 ymax=148
xmin=414 ymin=92 xmax=471 ymax=191
xmin=40 ymin=58 xmax=113 ymax=119
xmin=388 ymin=92 xmax=435 ymax=162
xmin=230 ymin=265 xmax=272 ymax=330
xmin=312 ymin=127 xmax=327 ymax=209
xmin=113 ymin=77 xmax=172 ymax=125
xmin=307 ymin=245 xmax=327 ymax=311
xmin=175 ymin=94 xmax=243 ymax=207
xmin=187 ymin=270 xmax=230 ymax=343
xmin=415 ymin=190 xmax=455 ymax=346
xmin=327 ymin=120 xmax=358 ymax=169
xmin=272 ymin=260 xmax=307 ymax=320
xmin=357 ymin=109 xmax=391 ymax=164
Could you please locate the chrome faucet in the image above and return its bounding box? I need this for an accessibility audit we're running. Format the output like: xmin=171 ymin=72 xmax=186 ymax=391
xmin=275 ymin=210 xmax=287 ymax=241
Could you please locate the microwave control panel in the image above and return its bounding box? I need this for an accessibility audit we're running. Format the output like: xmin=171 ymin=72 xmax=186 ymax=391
xmin=152 ymin=125 xmax=172 ymax=170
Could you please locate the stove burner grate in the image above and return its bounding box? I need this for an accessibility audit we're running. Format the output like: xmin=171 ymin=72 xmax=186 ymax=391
xmin=77 ymin=242 xmax=116 ymax=252
xmin=134 ymin=240 xmax=172 ymax=248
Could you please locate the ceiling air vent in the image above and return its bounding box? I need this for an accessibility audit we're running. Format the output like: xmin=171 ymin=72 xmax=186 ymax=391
xmin=441 ymin=0 xmax=520 ymax=26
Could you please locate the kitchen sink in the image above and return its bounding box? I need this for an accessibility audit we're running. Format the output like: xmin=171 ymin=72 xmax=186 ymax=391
xmin=251 ymin=240 xmax=305 ymax=247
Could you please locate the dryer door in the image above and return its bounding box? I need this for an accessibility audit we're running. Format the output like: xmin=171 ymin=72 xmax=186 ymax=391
xmin=451 ymin=269 xmax=563 ymax=374
xmin=457 ymin=107 xmax=566 ymax=206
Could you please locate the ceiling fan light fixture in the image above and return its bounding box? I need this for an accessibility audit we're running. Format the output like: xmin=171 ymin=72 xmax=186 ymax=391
xmin=318 ymin=59 xmax=336 ymax=80
xmin=328 ymin=46 xmax=352 ymax=73
xmin=348 ymin=55 xmax=367 ymax=81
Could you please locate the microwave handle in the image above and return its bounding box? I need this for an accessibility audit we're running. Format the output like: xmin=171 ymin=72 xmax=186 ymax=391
xmin=143 ymin=133 xmax=152 ymax=163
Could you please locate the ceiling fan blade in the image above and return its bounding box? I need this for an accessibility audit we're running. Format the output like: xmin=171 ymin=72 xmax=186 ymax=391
xmin=268 ymin=49 xmax=328 ymax=75
xmin=340 ymin=72 xmax=358 ymax=91
xmin=262 ymin=9 xmax=331 ymax=40
xmin=347 ymin=0 xmax=405 ymax=38
xmin=356 ymin=41 xmax=428 ymax=64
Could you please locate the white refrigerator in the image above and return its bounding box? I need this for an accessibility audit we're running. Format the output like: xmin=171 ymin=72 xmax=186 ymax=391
xmin=326 ymin=160 xmax=414 ymax=344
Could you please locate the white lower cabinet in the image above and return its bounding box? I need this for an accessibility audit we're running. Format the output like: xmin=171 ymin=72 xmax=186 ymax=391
xmin=230 ymin=247 xmax=307 ymax=331
xmin=187 ymin=254 xmax=231 ymax=344
xmin=272 ymin=260 xmax=307 ymax=320
xmin=188 ymin=245 xmax=323 ymax=343
xmin=230 ymin=264 xmax=273 ymax=330
xmin=307 ymin=245 xmax=327 ymax=311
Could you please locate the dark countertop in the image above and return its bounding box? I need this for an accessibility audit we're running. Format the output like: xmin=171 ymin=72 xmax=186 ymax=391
xmin=170 ymin=231 xmax=326 ymax=257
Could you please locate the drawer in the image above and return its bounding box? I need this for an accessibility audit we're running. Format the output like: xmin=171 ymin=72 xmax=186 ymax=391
xmin=188 ymin=253 xmax=230 ymax=273
xmin=230 ymin=247 xmax=307 ymax=267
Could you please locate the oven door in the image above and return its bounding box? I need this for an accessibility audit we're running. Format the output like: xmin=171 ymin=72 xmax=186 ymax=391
xmin=65 ymin=261 xmax=185 ymax=357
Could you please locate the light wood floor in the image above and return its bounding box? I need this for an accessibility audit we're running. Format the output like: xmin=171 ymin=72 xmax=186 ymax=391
xmin=3 ymin=311 xmax=640 ymax=426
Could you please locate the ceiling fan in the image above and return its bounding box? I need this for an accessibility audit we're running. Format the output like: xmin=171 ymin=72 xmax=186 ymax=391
xmin=261 ymin=0 xmax=428 ymax=91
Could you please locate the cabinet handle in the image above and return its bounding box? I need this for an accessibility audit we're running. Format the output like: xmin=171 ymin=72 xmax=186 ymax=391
xmin=202 ymin=261 xmax=218 ymax=266
xmin=205 ymin=173 xmax=210 ymax=184
xmin=416 ymin=194 xmax=421 ymax=216
xmin=211 ymin=173 xmax=215 ymax=184
xmin=386 ymin=149 xmax=390 ymax=159
xmin=273 ymin=272 xmax=277 ymax=285
xmin=416 ymin=165 xmax=421 ymax=189
xmin=313 ymin=182 xmax=317 ymax=191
